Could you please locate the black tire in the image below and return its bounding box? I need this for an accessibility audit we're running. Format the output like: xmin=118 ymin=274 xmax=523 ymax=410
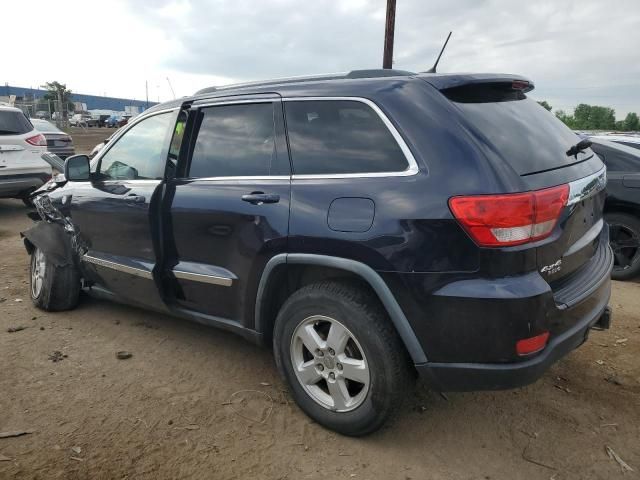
xmin=606 ymin=212 xmax=640 ymax=281
xmin=21 ymin=197 xmax=34 ymax=208
xmin=273 ymin=280 xmax=413 ymax=436
xmin=29 ymin=246 xmax=80 ymax=311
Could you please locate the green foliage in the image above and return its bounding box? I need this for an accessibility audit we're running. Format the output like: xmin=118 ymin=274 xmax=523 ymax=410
xmin=624 ymin=112 xmax=639 ymax=131
xmin=537 ymin=100 xmax=552 ymax=111
xmin=40 ymin=81 xmax=74 ymax=112
xmin=545 ymin=101 xmax=639 ymax=132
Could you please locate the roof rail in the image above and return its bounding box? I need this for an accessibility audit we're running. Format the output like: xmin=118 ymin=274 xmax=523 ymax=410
xmin=195 ymin=69 xmax=415 ymax=95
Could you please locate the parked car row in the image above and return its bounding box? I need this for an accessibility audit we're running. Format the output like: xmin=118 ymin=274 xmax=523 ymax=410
xmin=0 ymin=105 xmax=51 ymax=205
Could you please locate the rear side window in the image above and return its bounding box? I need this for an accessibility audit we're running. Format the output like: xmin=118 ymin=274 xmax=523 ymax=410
xmin=189 ymin=103 xmax=281 ymax=178
xmin=284 ymin=100 xmax=408 ymax=175
xmin=0 ymin=110 xmax=33 ymax=136
xmin=591 ymin=143 xmax=640 ymax=172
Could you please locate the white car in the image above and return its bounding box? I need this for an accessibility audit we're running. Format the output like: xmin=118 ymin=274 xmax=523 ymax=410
xmin=588 ymin=134 xmax=640 ymax=151
xmin=0 ymin=106 xmax=52 ymax=204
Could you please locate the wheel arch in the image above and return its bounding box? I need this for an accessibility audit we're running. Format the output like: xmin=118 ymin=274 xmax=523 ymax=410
xmin=21 ymin=221 xmax=75 ymax=267
xmin=255 ymin=253 xmax=428 ymax=364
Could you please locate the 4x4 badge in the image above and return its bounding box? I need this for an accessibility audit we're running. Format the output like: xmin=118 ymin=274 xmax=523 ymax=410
xmin=541 ymin=259 xmax=562 ymax=275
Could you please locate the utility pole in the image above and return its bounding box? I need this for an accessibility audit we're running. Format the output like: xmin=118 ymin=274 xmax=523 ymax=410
xmin=145 ymin=80 xmax=149 ymax=109
xmin=382 ymin=0 xmax=396 ymax=69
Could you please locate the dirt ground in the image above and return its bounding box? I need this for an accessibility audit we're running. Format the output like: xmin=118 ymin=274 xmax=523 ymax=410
xmin=1 ymin=130 xmax=639 ymax=479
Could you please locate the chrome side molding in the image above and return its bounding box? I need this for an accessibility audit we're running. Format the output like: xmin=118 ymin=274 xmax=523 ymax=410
xmin=173 ymin=269 xmax=233 ymax=287
xmin=83 ymin=254 xmax=153 ymax=279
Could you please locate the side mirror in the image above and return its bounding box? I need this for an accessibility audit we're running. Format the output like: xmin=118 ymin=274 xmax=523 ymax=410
xmin=64 ymin=154 xmax=91 ymax=182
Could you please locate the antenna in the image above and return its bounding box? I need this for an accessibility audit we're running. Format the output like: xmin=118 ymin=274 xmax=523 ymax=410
xmin=424 ymin=31 xmax=452 ymax=73
xmin=166 ymin=77 xmax=176 ymax=99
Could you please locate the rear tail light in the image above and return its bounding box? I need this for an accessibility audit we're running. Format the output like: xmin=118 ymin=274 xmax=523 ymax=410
xmin=516 ymin=331 xmax=549 ymax=356
xmin=448 ymin=184 xmax=569 ymax=247
xmin=25 ymin=133 xmax=47 ymax=146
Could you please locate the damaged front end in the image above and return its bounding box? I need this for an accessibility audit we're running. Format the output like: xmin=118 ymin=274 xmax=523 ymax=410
xmin=21 ymin=162 xmax=87 ymax=268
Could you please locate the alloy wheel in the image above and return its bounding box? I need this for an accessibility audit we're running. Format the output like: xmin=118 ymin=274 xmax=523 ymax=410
xmin=609 ymin=223 xmax=640 ymax=273
xmin=31 ymin=248 xmax=46 ymax=298
xmin=290 ymin=315 xmax=370 ymax=412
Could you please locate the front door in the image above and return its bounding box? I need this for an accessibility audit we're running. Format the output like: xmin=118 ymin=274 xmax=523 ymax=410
xmin=70 ymin=109 xmax=178 ymax=307
xmin=164 ymin=97 xmax=291 ymax=327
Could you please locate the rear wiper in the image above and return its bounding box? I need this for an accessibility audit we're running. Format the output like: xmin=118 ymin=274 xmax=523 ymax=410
xmin=0 ymin=129 xmax=20 ymax=134
xmin=566 ymin=138 xmax=592 ymax=158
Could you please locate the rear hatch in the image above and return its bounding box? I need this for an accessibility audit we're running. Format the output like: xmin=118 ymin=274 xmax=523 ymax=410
xmin=0 ymin=109 xmax=48 ymax=173
xmin=425 ymin=75 xmax=607 ymax=295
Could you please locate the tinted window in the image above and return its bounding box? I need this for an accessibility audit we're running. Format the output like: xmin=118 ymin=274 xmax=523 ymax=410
xmin=285 ymin=100 xmax=408 ymax=175
xmin=99 ymin=112 xmax=172 ymax=180
xmin=442 ymin=86 xmax=590 ymax=175
xmin=0 ymin=110 xmax=33 ymax=135
xmin=189 ymin=103 xmax=278 ymax=178
xmin=591 ymin=143 xmax=640 ymax=172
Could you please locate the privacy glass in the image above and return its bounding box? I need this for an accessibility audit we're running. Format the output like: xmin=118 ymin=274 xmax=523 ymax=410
xmin=0 ymin=111 xmax=33 ymax=135
xmin=99 ymin=112 xmax=172 ymax=180
xmin=189 ymin=103 xmax=277 ymax=178
xmin=447 ymin=94 xmax=590 ymax=176
xmin=284 ymin=100 xmax=408 ymax=175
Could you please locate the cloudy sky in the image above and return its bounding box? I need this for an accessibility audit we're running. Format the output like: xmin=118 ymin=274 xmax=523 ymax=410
xmin=4 ymin=0 xmax=640 ymax=117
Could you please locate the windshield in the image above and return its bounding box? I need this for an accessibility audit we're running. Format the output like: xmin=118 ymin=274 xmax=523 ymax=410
xmin=0 ymin=110 xmax=34 ymax=135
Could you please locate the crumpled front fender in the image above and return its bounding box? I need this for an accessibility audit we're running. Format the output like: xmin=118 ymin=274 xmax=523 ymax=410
xmin=21 ymin=221 xmax=75 ymax=267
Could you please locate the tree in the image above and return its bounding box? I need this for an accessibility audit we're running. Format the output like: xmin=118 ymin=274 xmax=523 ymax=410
xmin=624 ymin=112 xmax=639 ymax=131
xmin=537 ymin=100 xmax=552 ymax=111
xmin=555 ymin=109 xmax=575 ymax=129
xmin=40 ymin=81 xmax=74 ymax=116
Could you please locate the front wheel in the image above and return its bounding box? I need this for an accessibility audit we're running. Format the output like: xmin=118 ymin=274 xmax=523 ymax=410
xmin=606 ymin=212 xmax=640 ymax=281
xmin=30 ymin=246 xmax=80 ymax=311
xmin=273 ymin=281 xmax=413 ymax=436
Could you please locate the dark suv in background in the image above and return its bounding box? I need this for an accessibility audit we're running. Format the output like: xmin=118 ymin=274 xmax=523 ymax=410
xmin=23 ymin=70 xmax=612 ymax=436
xmin=588 ymin=138 xmax=640 ymax=279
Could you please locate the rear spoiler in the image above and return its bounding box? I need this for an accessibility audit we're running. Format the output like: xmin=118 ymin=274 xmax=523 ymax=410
xmin=419 ymin=73 xmax=534 ymax=93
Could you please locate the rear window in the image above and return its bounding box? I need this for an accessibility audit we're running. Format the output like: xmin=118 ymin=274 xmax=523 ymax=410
xmin=0 ymin=110 xmax=33 ymax=136
xmin=442 ymin=84 xmax=591 ymax=176
xmin=284 ymin=100 xmax=408 ymax=175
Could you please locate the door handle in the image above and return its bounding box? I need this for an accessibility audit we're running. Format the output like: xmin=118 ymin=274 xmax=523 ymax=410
xmin=124 ymin=195 xmax=146 ymax=204
xmin=241 ymin=192 xmax=280 ymax=205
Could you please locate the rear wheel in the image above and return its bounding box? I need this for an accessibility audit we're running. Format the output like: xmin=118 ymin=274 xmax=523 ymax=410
xmin=30 ymin=246 xmax=80 ymax=311
xmin=273 ymin=281 xmax=412 ymax=436
xmin=606 ymin=212 xmax=640 ymax=280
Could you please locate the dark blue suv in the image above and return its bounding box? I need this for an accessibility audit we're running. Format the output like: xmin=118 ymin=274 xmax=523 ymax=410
xmin=23 ymin=69 xmax=612 ymax=436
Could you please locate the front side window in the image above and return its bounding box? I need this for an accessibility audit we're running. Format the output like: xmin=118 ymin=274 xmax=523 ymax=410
xmin=189 ymin=103 xmax=277 ymax=178
xmin=284 ymin=100 xmax=409 ymax=175
xmin=99 ymin=112 xmax=172 ymax=180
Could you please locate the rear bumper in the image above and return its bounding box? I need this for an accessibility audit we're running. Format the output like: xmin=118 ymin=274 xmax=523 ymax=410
xmin=0 ymin=173 xmax=50 ymax=197
xmin=416 ymin=257 xmax=612 ymax=391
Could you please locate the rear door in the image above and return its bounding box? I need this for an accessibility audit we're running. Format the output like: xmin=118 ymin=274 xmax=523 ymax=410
xmin=70 ymin=109 xmax=178 ymax=307
xmin=163 ymin=96 xmax=291 ymax=326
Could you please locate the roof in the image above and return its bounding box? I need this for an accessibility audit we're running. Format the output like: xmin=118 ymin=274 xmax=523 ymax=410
xmin=589 ymin=134 xmax=640 ymax=144
xmin=144 ymin=70 xmax=535 ymax=113
xmin=0 ymin=104 xmax=22 ymax=112
xmin=194 ymin=69 xmax=416 ymax=95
